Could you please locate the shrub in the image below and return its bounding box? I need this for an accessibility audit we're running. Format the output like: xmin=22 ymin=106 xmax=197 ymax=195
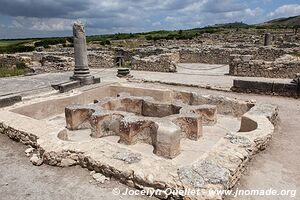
xmin=0 ymin=44 xmax=35 ymax=54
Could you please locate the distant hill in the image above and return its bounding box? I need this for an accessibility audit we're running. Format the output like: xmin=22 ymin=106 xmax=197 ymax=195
xmin=261 ymin=15 xmax=300 ymax=27
xmin=203 ymin=16 xmax=300 ymax=29
xmin=210 ymin=22 xmax=250 ymax=28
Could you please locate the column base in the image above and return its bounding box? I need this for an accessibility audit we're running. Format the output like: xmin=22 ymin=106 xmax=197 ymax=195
xmin=70 ymin=75 xmax=100 ymax=85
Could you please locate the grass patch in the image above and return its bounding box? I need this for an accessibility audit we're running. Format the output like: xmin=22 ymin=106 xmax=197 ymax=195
xmin=0 ymin=68 xmax=27 ymax=77
xmin=0 ymin=61 xmax=28 ymax=77
xmin=0 ymin=39 xmax=34 ymax=47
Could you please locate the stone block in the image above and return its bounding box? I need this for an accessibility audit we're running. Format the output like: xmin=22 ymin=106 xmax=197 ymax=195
xmin=142 ymin=101 xmax=181 ymax=117
xmin=172 ymin=115 xmax=202 ymax=140
xmin=153 ymin=120 xmax=181 ymax=159
xmin=58 ymin=81 xmax=80 ymax=93
xmin=118 ymin=117 xmax=157 ymax=145
xmin=65 ymin=105 xmax=95 ymax=130
xmin=0 ymin=95 xmax=22 ymax=108
xmin=184 ymin=105 xmax=217 ymax=125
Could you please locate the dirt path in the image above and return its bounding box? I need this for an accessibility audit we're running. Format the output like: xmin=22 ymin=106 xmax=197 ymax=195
xmin=0 ymin=133 xmax=155 ymax=200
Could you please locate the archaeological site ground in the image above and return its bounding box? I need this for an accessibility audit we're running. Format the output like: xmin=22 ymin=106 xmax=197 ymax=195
xmin=0 ymin=17 xmax=299 ymax=200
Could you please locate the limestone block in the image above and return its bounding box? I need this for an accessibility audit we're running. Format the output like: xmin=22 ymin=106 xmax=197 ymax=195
xmin=183 ymin=105 xmax=217 ymax=125
xmin=153 ymin=120 xmax=181 ymax=159
xmin=65 ymin=105 xmax=95 ymax=130
xmin=171 ymin=115 xmax=202 ymax=141
xmin=118 ymin=117 xmax=157 ymax=145
xmin=90 ymin=112 xmax=116 ymax=138
xmin=142 ymin=101 xmax=181 ymax=117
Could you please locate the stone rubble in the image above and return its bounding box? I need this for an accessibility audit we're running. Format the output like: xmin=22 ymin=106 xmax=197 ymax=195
xmin=25 ymin=147 xmax=34 ymax=157
xmin=30 ymin=154 xmax=43 ymax=166
xmin=92 ymin=172 xmax=110 ymax=184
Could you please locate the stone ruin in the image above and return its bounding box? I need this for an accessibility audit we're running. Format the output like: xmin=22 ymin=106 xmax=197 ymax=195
xmin=64 ymin=92 xmax=217 ymax=158
xmin=0 ymin=84 xmax=279 ymax=199
xmin=229 ymin=54 xmax=300 ymax=78
xmin=1 ymin=27 xmax=299 ymax=77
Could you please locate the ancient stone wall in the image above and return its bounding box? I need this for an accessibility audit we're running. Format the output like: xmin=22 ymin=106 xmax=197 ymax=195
xmin=0 ymin=54 xmax=23 ymax=67
xmin=26 ymin=51 xmax=115 ymax=71
xmin=114 ymin=47 xmax=168 ymax=62
xmin=179 ymin=46 xmax=297 ymax=64
xmin=88 ymin=51 xmax=115 ymax=68
xmin=38 ymin=55 xmax=74 ymax=73
xmin=131 ymin=52 xmax=179 ymax=72
xmin=229 ymin=54 xmax=300 ymax=78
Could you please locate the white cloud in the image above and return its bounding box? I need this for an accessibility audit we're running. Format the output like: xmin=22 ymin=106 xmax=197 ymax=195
xmin=268 ymin=4 xmax=300 ymax=18
xmin=10 ymin=17 xmax=74 ymax=31
xmin=152 ymin=21 xmax=161 ymax=26
xmin=1 ymin=0 xmax=293 ymax=38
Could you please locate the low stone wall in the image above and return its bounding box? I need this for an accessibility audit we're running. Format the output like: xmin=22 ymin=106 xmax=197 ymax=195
xmin=0 ymin=54 xmax=24 ymax=67
xmin=38 ymin=55 xmax=74 ymax=73
xmin=114 ymin=47 xmax=167 ymax=62
xmin=131 ymin=52 xmax=179 ymax=72
xmin=229 ymin=54 xmax=300 ymax=78
xmin=88 ymin=51 xmax=115 ymax=68
xmin=179 ymin=46 xmax=297 ymax=64
xmin=232 ymin=79 xmax=299 ymax=98
xmin=27 ymin=51 xmax=115 ymax=71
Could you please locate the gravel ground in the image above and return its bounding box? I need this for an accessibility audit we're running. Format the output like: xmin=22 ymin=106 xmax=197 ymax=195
xmin=0 ymin=133 xmax=156 ymax=200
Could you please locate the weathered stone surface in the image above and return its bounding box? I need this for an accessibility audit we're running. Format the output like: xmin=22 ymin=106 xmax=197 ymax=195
xmin=132 ymin=53 xmax=179 ymax=72
xmin=178 ymin=160 xmax=230 ymax=188
xmin=113 ymin=152 xmax=142 ymax=164
xmin=153 ymin=120 xmax=181 ymax=159
xmin=118 ymin=117 xmax=157 ymax=145
xmin=229 ymin=54 xmax=300 ymax=78
xmin=0 ymin=85 xmax=279 ymax=200
xmin=70 ymin=22 xmax=95 ymax=85
xmin=65 ymin=105 xmax=95 ymax=130
xmin=92 ymin=173 xmax=110 ymax=183
xmin=182 ymin=105 xmax=217 ymax=125
xmin=232 ymin=79 xmax=299 ymax=98
xmin=0 ymin=95 xmax=22 ymax=108
xmin=30 ymin=154 xmax=43 ymax=166
xmin=25 ymin=147 xmax=34 ymax=157
xmin=171 ymin=115 xmax=202 ymax=140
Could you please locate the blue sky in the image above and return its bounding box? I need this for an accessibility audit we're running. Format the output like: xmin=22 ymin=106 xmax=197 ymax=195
xmin=0 ymin=0 xmax=299 ymax=39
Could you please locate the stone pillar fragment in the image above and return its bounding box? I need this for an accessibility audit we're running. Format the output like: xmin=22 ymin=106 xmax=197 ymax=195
xmin=71 ymin=22 xmax=94 ymax=85
xmin=264 ymin=33 xmax=272 ymax=46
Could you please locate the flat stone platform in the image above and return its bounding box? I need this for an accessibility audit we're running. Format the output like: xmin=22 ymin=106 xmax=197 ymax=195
xmin=0 ymin=65 xmax=291 ymax=97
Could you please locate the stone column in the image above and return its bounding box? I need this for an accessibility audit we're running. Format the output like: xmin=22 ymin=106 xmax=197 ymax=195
xmin=71 ymin=22 xmax=94 ymax=85
xmin=264 ymin=33 xmax=272 ymax=46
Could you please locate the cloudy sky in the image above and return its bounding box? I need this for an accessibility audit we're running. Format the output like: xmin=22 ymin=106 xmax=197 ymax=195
xmin=0 ymin=0 xmax=299 ymax=39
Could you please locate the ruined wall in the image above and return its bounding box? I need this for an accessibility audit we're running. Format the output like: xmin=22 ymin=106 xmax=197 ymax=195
xmin=0 ymin=54 xmax=23 ymax=67
xmin=229 ymin=54 xmax=300 ymax=78
xmin=131 ymin=52 xmax=179 ymax=72
xmin=179 ymin=46 xmax=297 ymax=64
xmin=31 ymin=51 xmax=115 ymax=71
xmin=38 ymin=55 xmax=74 ymax=73
xmin=88 ymin=51 xmax=115 ymax=68
xmin=114 ymin=47 xmax=167 ymax=62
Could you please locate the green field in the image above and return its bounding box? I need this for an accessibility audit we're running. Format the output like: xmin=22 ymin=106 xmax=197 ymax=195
xmin=0 ymin=39 xmax=34 ymax=47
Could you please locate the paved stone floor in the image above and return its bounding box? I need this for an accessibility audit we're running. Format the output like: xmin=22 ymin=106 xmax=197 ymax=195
xmin=0 ymin=64 xmax=291 ymax=97
xmin=0 ymin=65 xmax=299 ymax=200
